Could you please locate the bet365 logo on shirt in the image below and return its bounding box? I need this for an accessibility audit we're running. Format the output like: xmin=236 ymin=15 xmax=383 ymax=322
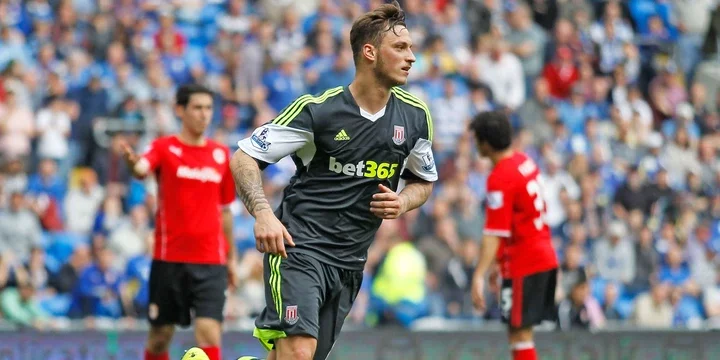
xmin=329 ymin=157 xmax=398 ymax=179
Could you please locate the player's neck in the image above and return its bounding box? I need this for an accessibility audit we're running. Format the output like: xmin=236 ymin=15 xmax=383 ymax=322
xmin=348 ymin=76 xmax=391 ymax=114
xmin=177 ymin=128 xmax=206 ymax=146
xmin=490 ymin=149 xmax=513 ymax=165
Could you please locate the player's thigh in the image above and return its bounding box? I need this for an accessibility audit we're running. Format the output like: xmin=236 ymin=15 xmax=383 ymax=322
xmin=188 ymin=263 xmax=228 ymax=323
xmin=314 ymin=270 xmax=363 ymax=360
xmin=254 ymin=253 xmax=326 ymax=351
xmin=148 ymin=260 xmax=190 ymax=326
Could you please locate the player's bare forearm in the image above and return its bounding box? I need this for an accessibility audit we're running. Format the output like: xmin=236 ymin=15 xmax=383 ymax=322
xmin=230 ymin=149 xmax=272 ymax=217
xmin=398 ymin=179 xmax=433 ymax=214
xmin=474 ymin=234 xmax=500 ymax=277
xmin=221 ymin=207 xmax=236 ymax=259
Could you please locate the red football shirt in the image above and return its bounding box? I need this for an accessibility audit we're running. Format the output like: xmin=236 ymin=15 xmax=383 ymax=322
xmin=484 ymin=152 xmax=558 ymax=278
xmin=142 ymin=136 xmax=236 ymax=264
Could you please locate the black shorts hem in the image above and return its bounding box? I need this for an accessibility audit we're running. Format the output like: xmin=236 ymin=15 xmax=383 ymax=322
xmin=501 ymin=268 xmax=557 ymax=329
xmin=148 ymin=260 xmax=227 ymax=327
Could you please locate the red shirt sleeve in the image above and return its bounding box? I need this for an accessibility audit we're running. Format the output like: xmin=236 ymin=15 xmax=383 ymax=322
xmin=141 ymin=139 xmax=163 ymax=173
xmin=483 ymin=172 xmax=513 ymax=238
xmin=220 ymin=158 xmax=236 ymax=206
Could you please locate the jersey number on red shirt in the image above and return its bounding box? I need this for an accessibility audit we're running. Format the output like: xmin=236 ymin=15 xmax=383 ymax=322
xmin=525 ymin=179 xmax=548 ymax=231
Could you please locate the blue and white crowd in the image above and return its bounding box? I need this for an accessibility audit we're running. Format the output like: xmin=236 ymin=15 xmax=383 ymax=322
xmin=0 ymin=0 xmax=720 ymax=331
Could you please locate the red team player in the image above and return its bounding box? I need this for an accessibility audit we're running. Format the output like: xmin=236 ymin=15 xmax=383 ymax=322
xmin=469 ymin=111 xmax=558 ymax=360
xmin=123 ymin=84 xmax=237 ymax=360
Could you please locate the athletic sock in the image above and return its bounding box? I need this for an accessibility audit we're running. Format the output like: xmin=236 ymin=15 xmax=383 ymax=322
xmin=201 ymin=346 xmax=221 ymax=360
xmin=511 ymin=341 xmax=537 ymax=360
xmin=144 ymin=350 xmax=169 ymax=360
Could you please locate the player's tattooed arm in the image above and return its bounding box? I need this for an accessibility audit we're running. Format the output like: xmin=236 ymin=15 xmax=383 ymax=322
xmin=231 ymin=149 xmax=295 ymax=257
xmin=398 ymin=179 xmax=433 ymax=214
xmin=230 ymin=150 xmax=272 ymax=216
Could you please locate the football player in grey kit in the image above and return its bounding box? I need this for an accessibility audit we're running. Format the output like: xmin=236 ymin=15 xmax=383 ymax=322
xmin=230 ymin=2 xmax=437 ymax=360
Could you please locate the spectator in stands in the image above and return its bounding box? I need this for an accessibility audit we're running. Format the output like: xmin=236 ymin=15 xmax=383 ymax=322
xmin=632 ymin=281 xmax=674 ymax=328
xmin=518 ymin=78 xmax=554 ymax=145
xmin=438 ymin=2 xmax=470 ymax=53
xmin=108 ymin=204 xmax=151 ymax=268
xmin=590 ymin=1 xmax=634 ymax=46
xmin=92 ymin=134 xmax=132 ymax=188
xmin=259 ymin=55 xmax=305 ymax=114
xmin=226 ymin=250 xmax=265 ymax=321
xmin=221 ymin=0 xmax=255 ymax=33
xmin=414 ymin=201 xmax=459 ymax=278
xmin=663 ymin=102 xmax=701 ymax=143
xmin=120 ymin=233 xmax=152 ymax=319
xmin=670 ymin=285 xmax=704 ymax=328
xmin=662 ymin=127 xmax=702 ymax=188
xmin=671 ymin=0 xmax=714 ymax=80
xmin=545 ymin=18 xmax=579 ymax=62
xmin=595 ymin=21 xmax=628 ymax=76
xmin=650 ymin=63 xmax=688 ymax=121
xmin=613 ymin=165 xmax=648 ymax=219
xmin=35 ymin=96 xmax=72 ymax=173
xmin=432 ymin=77 xmax=471 ymax=156
xmin=64 ymin=169 xmax=104 ymax=234
xmin=559 ymin=244 xmax=586 ymax=299
xmin=91 ymin=196 xmax=124 ymax=238
xmin=0 ymin=280 xmax=50 ymax=329
xmin=49 ymin=244 xmax=91 ymax=295
xmin=586 ymin=77 xmax=611 ymax=121
xmin=68 ymin=73 xmax=109 ymax=167
xmin=1 ymin=157 xmax=27 ymax=203
xmin=540 ymin=152 xmax=580 ymax=230
xmin=0 ymin=192 xmax=41 ymax=261
xmin=505 ymin=2 xmax=548 ymax=92
xmin=557 ymin=271 xmax=604 ymax=330
xmin=0 ymin=89 xmax=34 ymax=162
xmin=593 ymin=221 xmax=636 ymax=285
xmin=23 ymin=246 xmax=50 ymax=294
xmin=703 ymin=270 xmax=720 ymax=329
xmin=26 ymin=158 xmax=66 ymax=202
xmin=558 ymin=85 xmax=591 ymax=135
xmin=370 ymin=233 xmax=429 ymax=328
xmin=602 ymin=282 xmax=622 ymax=320
xmin=645 ymin=168 xmax=678 ymax=218
xmin=611 ymin=119 xmax=644 ymax=167
xmin=542 ymin=46 xmax=579 ymax=100
xmin=629 ymin=226 xmax=659 ymax=293
xmin=314 ymin=48 xmax=355 ymax=97
xmin=697 ymin=139 xmax=719 ymax=186
xmin=658 ymin=245 xmax=690 ymax=288
xmin=442 ymin=239 xmax=478 ymax=318
xmin=70 ymin=246 xmax=123 ymax=319
xmin=474 ymin=36 xmax=525 ymax=110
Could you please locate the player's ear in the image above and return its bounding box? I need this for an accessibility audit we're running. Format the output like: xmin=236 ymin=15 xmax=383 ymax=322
xmin=362 ymin=44 xmax=376 ymax=62
xmin=174 ymin=103 xmax=185 ymax=118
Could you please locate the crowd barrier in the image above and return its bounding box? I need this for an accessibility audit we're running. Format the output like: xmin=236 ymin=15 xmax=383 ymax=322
xmin=0 ymin=328 xmax=718 ymax=359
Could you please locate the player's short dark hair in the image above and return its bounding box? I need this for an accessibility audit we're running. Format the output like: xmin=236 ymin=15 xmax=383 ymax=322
xmin=469 ymin=110 xmax=513 ymax=151
xmin=175 ymin=83 xmax=213 ymax=107
xmin=349 ymin=1 xmax=406 ymax=65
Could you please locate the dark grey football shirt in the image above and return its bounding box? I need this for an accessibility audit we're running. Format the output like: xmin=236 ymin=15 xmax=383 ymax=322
xmin=238 ymin=85 xmax=438 ymax=270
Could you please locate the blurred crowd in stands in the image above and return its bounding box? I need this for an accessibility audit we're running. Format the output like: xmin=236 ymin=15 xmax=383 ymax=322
xmin=1 ymin=0 xmax=720 ymax=332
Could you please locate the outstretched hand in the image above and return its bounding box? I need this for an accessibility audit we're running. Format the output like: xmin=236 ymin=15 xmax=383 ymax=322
xmin=370 ymin=184 xmax=406 ymax=219
xmin=121 ymin=142 xmax=140 ymax=169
